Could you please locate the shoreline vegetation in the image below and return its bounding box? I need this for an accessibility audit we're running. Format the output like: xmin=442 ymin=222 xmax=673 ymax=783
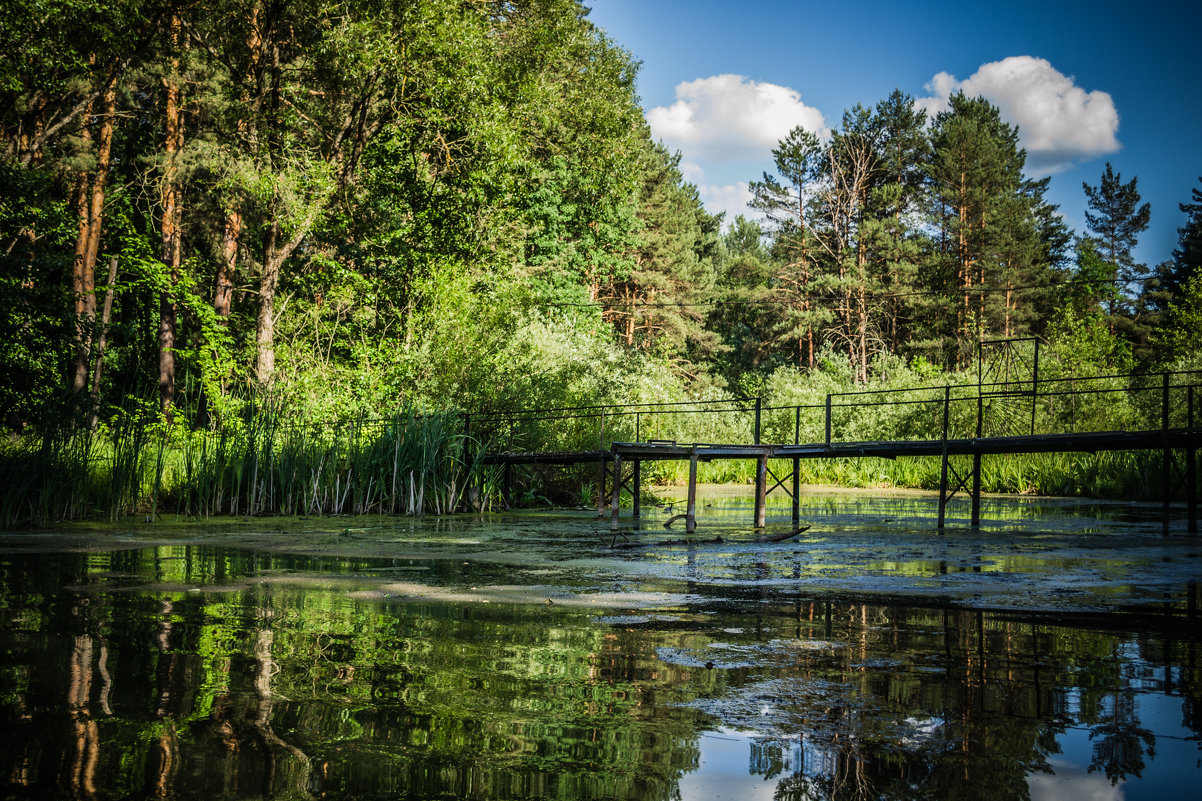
xmin=3 ymin=2 xmax=1200 ymax=529
xmin=1 ymin=370 xmax=1191 ymax=529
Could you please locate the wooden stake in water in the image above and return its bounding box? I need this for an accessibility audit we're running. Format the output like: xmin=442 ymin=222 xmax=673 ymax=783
xmin=755 ymin=453 xmax=767 ymax=528
xmin=686 ymin=446 xmax=698 ymax=534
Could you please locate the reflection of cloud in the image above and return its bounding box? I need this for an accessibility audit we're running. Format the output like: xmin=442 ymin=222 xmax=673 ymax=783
xmin=916 ymin=56 xmax=1120 ymax=175
xmin=1027 ymin=760 xmax=1126 ymax=801
xmin=676 ymin=729 xmax=786 ymax=801
xmin=648 ymin=74 xmax=829 ymax=162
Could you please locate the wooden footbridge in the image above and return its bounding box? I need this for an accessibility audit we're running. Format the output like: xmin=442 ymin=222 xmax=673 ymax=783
xmin=467 ymin=352 xmax=1200 ymax=534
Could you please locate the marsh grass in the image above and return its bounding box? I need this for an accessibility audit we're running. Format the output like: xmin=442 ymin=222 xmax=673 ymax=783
xmin=1 ymin=400 xmax=488 ymax=528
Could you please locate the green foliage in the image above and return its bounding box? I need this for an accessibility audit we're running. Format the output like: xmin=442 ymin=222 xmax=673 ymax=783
xmin=1083 ymin=162 xmax=1152 ymax=315
xmin=2 ymin=8 xmax=1196 ymax=516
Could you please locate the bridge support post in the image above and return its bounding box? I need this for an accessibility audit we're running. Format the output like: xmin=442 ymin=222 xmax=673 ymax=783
xmin=971 ymin=455 xmax=981 ymax=527
xmin=597 ymin=460 xmax=606 ymax=518
xmin=686 ymin=446 xmax=698 ymax=534
xmin=792 ymin=406 xmax=800 ymax=526
xmin=937 ymin=386 xmax=950 ymax=530
xmin=1189 ymin=445 xmax=1197 ymax=533
xmin=755 ymin=454 xmax=767 ymax=529
xmin=1189 ymin=386 xmax=1197 ymax=533
xmin=633 ymin=460 xmax=641 ymax=518
xmin=1163 ymin=372 xmax=1171 ymax=536
xmin=610 ymin=453 xmax=622 ymax=524
xmin=597 ymin=411 xmax=607 ymax=517
xmin=503 ymin=463 xmax=512 ymax=510
xmin=972 ymin=382 xmax=983 ymax=527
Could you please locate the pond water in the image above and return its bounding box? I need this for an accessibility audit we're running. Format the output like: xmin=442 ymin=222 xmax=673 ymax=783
xmin=1 ymin=487 xmax=1200 ymax=800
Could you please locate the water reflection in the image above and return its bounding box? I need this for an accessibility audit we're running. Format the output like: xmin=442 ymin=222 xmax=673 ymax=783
xmin=0 ymin=539 xmax=1199 ymax=800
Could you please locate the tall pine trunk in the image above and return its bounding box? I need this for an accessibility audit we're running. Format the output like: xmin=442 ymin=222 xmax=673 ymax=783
xmin=158 ymin=13 xmax=183 ymax=421
xmin=73 ymin=87 xmax=116 ymax=396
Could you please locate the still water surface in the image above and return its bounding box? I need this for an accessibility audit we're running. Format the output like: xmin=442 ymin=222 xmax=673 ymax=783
xmin=1 ymin=489 xmax=1199 ymax=800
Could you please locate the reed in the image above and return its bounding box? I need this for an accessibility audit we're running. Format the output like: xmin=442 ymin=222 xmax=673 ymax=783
xmin=0 ymin=397 xmax=491 ymax=527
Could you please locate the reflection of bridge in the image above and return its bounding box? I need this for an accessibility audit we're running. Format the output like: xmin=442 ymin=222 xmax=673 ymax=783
xmin=471 ymin=359 xmax=1200 ymax=534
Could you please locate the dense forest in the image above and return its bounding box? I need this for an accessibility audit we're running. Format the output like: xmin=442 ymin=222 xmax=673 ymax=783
xmin=2 ymin=0 xmax=1201 ymax=521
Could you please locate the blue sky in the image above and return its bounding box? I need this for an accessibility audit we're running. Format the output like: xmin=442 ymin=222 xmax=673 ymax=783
xmin=586 ymin=0 xmax=1201 ymax=267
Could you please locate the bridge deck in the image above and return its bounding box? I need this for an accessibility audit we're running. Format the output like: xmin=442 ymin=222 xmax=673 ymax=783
xmin=477 ymin=428 xmax=1198 ymax=533
xmin=482 ymin=428 xmax=1201 ymax=465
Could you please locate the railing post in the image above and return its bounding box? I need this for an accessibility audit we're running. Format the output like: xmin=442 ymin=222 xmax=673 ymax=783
xmin=754 ymin=397 xmax=762 ymax=445
xmin=1031 ymin=339 xmax=1040 ymax=435
xmin=461 ymin=413 xmax=472 ymax=512
xmin=942 ymin=385 xmax=951 ymax=441
xmin=825 ymin=394 xmax=832 ymax=447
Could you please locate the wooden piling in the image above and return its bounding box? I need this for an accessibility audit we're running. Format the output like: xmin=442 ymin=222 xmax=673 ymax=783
xmin=973 ymin=385 xmax=982 ymax=527
xmin=597 ymin=460 xmax=606 ymax=518
xmin=633 ymin=460 xmax=641 ymax=518
xmin=1163 ymin=373 xmax=1171 ymax=535
xmin=792 ymin=406 xmax=800 ymax=526
xmin=1189 ymin=386 xmax=1197 ymax=533
xmin=610 ymin=453 xmax=622 ymax=523
xmin=686 ymin=446 xmax=698 ymax=533
xmin=937 ymin=386 xmax=950 ymax=530
xmin=755 ymin=454 xmax=767 ymax=528
xmin=971 ymin=454 xmax=981 ymax=527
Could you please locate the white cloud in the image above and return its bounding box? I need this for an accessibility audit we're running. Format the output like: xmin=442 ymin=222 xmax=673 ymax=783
xmin=916 ymin=56 xmax=1120 ymax=175
xmin=697 ymin=182 xmax=753 ymax=226
xmin=647 ymin=74 xmax=829 ymax=162
xmin=678 ymin=160 xmax=706 ymax=184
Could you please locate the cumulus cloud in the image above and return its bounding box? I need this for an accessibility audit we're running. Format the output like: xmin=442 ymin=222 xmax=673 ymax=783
xmin=916 ymin=56 xmax=1120 ymax=175
xmin=697 ymin=182 xmax=753 ymax=227
xmin=647 ymin=74 xmax=829 ymax=162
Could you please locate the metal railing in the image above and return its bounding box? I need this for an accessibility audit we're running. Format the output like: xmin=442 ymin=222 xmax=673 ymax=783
xmin=462 ymin=369 xmax=1202 ymax=456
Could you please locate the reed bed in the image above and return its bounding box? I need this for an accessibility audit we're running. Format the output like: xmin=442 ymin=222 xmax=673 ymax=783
xmin=1 ymin=402 xmax=492 ymax=528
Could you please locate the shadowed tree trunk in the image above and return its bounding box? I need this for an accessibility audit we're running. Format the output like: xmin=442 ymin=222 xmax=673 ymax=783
xmin=158 ymin=13 xmax=183 ymax=422
xmin=73 ymin=87 xmax=117 ymax=398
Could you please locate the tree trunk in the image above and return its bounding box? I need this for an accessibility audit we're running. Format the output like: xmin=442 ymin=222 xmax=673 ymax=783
xmin=87 ymin=255 xmax=119 ymax=430
xmin=214 ymin=212 xmax=239 ymax=319
xmin=73 ymin=87 xmax=117 ymax=396
xmin=256 ymin=222 xmax=282 ymax=384
xmin=158 ymin=14 xmax=183 ymax=422
xmin=70 ymin=167 xmax=91 ymax=396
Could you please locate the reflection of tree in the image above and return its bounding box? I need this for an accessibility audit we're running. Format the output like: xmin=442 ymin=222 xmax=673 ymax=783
xmin=249 ymin=627 xmax=314 ymax=798
xmin=1088 ymin=689 xmax=1155 ymax=784
xmin=3 ymin=548 xmax=1202 ymax=800
xmin=64 ymin=635 xmax=100 ymax=800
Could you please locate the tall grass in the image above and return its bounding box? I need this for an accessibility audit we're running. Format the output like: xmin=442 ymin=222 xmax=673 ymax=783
xmin=1 ymin=400 xmax=487 ymax=528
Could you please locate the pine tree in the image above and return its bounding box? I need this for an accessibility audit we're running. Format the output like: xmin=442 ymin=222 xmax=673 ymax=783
xmin=749 ymin=125 xmax=826 ymax=368
xmin=925 ymin=93 xmax=1033 ymax=364
xmin=1149 ymin=177 xmax=1202 ymax=311
xmin=1082 ymin=162 xmax=1151 ymax=317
